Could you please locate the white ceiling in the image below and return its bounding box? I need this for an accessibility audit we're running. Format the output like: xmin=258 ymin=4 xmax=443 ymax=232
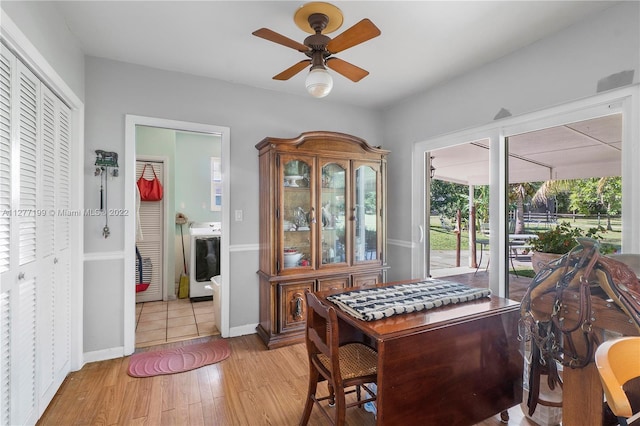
xmin=51 ymin=0 xmax=618 ymax=109
xmin=48 ymin=1 xmax=623 ymax=183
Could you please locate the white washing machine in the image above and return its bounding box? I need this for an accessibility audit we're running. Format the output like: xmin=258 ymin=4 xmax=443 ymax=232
xmin=189 ymin=222 xmax=221 ymax=300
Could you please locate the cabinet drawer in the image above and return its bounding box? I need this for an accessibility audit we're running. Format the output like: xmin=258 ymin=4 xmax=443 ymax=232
xmin=352 ymin=272 xmax=381 ymax=289
xmin=317 ymin=276 xmax=349 ymax=292
xmin=279 ymin=280 xmax=314 ymax=333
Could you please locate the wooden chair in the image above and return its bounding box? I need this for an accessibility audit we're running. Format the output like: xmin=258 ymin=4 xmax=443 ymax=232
xmin=594 ymin=336 xmax=640 ymax=426
xmin=299 ymin=290 xmax=378 ymax=426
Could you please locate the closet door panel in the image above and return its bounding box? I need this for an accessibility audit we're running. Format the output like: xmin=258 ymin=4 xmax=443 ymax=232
xmin=13 ymin=60 xmax=40 ymax=426
xmin=13 ymin=278 xmax=37 ymax=425
xmin=0 ymin=45 xmax=14 ymax=426
xmin=0 ymin=290 xmax=10 ymax=426
xmin=0 ymin=49 xmax=12 ymax=275
xmin=36 ymin=258 xmax=55 ymax=403
xmin=39 ymin=88 xmax=56 ymax=257
xmin=53 ymin=102 xmax=71 ymax=385
xmin=17 ymin=62 xmax=38 ymax=267
xmin=135 ymin=161 xmax=164 ymax=303
xmin=37 ymin=89 xmax=56 ymax=401
xmin=37 ymin=87 xmax=55 ymax=401
xmin=56 ymin=106 xmax=70 ymax=250
xmin=53 ymin=251 xmax=70 ymax=380
xmin=37 ymin=86 xmax=70 ymax=407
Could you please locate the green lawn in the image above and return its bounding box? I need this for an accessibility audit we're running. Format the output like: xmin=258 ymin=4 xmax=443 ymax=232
xmin=429 ymin=215 xmax=622 ymax=251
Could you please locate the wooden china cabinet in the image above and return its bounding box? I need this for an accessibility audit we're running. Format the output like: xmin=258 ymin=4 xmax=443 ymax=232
xmin=256 ymin=131 xmax=389 ymax=349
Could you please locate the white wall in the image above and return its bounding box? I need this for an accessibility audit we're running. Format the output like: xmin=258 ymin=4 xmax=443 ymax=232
xmin=382 ymin=2 xmax=640 ymax=282
xmin=83 ymin=56 xmax=383 ymax=353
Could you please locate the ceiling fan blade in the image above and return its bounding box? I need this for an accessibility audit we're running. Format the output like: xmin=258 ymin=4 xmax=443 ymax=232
xmin=326 ymin=58 xmax=369 ymax=82
xmin=273 ymin=60 xmax=311 ymax=80
xmin=326 ymin=19 xmax=381 ymax=54
xmin=252 ymin=28 xmax=309 ymax=52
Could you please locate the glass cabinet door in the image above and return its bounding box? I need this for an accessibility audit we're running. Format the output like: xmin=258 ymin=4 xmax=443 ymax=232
xmin=319 ymin=160 xmax=348 ymax=267
xmin=281 ymin=156 xmax=314 ymax=270
xmin=354 ymin=162 xmax=380 ymax=263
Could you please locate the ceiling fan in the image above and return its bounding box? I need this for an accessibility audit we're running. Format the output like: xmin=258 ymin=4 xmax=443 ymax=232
xmin=252 ymin=2 xmax=381 ymax=98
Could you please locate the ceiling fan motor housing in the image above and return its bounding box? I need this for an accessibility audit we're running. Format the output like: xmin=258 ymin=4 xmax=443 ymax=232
xmin=305 ymin=33 xmax=331 ymax=51
xmin=304 ymin=13 xmax=331 ymax=70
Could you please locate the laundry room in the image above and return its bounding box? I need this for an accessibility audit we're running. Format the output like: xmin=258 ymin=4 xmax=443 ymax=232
xmin=134 ymin=124 xmax=224 ymax=347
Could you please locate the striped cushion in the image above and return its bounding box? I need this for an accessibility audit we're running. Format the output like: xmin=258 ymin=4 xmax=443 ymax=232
xmin=327 ymin=279 xmax=491 ymax=321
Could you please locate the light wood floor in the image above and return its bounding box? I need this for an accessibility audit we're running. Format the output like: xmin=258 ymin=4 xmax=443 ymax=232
xmin=37 ymin=333 xmax=537 ymax=426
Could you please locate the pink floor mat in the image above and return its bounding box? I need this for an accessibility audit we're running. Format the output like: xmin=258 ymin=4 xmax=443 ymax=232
xmin=128 ymin=338 xmax=230 ymax=378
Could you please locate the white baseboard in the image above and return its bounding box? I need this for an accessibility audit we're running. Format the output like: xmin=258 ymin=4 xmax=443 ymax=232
xmin=229 ymin=323 xmax=258 ymax=338
xmin=82 ymin=346 xmax=125 ymax=367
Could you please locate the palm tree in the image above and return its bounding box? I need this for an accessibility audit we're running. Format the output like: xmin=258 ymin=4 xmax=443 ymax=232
xmin=509 ymin=182 xmax=537 ymax=234
xmin=531 ymin=180 xmax=571 ymax=218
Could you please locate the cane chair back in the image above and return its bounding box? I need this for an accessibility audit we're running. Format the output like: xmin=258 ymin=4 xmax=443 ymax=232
xmin=299 ymin=290 xmax=378 ymax=426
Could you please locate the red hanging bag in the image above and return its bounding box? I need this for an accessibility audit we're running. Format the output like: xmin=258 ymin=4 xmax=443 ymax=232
xmin=137 ymin=164 xmax=163 ymax=201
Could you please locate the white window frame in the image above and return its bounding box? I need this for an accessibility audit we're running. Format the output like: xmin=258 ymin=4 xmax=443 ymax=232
xmin=412 ymin=85 xmax=640 ymax=297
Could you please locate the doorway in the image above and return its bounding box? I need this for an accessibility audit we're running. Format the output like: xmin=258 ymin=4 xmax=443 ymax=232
xmin=427 ymin=140 xmax=491 ymax=281
xmin=504 ymin=114 xmax=623 ymax=299
xmin=124 ymin=115 xmax=231 ymax=355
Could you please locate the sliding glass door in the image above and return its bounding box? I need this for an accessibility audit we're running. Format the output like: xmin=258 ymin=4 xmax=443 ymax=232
xmin=504 ymin=114 xmax=623 ymax=300
xmin=418 ymin=115 xmax=624 ymax=300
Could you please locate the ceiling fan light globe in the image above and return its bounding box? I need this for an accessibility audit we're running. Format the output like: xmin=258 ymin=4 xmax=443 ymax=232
xmin=305 ymin=68 xmax=333 ymax=98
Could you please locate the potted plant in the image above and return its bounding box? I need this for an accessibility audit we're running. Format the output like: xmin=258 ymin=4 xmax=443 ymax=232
xmin=526 ymin=221 xmax=615 ymax=272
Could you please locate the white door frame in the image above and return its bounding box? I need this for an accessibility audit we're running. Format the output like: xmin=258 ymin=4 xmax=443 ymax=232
xmin=412 ymin=85 xmax=640 ymax=297
xmin=124 ymin=115 xmax=231 ymax=355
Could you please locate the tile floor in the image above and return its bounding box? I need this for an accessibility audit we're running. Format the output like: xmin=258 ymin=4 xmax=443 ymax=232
xmin=135 ymin=298 xmax=220 ymax=348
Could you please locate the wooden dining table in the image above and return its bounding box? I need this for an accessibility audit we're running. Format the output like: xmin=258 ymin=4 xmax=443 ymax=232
xmin=315 ymin=279 xmax=524 ymax=425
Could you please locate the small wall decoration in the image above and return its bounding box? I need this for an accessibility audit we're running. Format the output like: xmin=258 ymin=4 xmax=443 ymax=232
xmin=94 ymin=150 xmax=119 ymax=238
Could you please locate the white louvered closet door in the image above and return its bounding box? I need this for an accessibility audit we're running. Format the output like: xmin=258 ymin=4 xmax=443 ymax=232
xmin=37 ymin=84 xmax=57 ymax=407
xmin=0 ymin=45 xmax=14 ymax=426
xmin=14 ymin=56 xmax=39 ymax=426
xmin=53 ymin=98 xmax=71 ymax=399
xmin=0 ymin=49 xmax=40 ymax=426
xmin=0 ymin=45 xmax=73 ymax=426
xmin=37 ymin=85 xmax=71 ymax=408
xmin=136 ymin=161 xmax=164 ymax=303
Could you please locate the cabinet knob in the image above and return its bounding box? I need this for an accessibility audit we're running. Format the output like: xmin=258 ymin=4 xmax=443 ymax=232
xmin=292 ymin=295 xmax=304 ymax=320
xmin=54 ymin=257 xmax=59 ymax=264
xmin=18 ymin=272 xmax=25 ymax=280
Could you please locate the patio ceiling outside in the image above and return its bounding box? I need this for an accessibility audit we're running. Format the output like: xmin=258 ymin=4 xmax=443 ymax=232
xmin=431 ymin=113 xmax=622 ymax=186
